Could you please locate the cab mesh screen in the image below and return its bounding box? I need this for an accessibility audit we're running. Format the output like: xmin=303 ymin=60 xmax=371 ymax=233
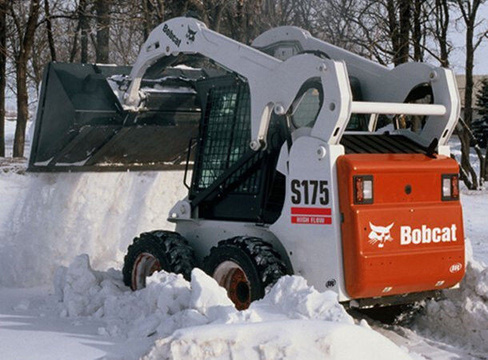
xmin=194 ymin=83 xmax=261 ymax=194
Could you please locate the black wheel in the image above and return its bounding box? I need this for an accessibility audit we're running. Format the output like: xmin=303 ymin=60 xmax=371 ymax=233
xmin=203 ymin=236 xmax=288 ymax=310
xmin=123 ymin=230 xmax=196 ymax=290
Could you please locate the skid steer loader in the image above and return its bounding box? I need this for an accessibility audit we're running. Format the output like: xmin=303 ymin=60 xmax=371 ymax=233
xmin=32 ymin=16 xmax=465 ymax=310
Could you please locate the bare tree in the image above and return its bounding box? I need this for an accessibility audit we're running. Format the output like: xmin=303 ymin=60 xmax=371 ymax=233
xmin=313 ymin=0 xmax=379 ymax=56
xmin=411 ymin=0 xmax=428 ymax=61
xmin=397 ymin=0 xmax=411 ymax=64
xmin=80 ymin=0 xmax=89 ymax=63
xmin=454 ymin=0 xmax=488 ymax=189
xmin=68 ymin=0 xmax=91 ymax=63
xmin=185 ymin=0 xmax=226 ymax=32
xmin=433 ymin=0 xmax=451 ymax=67
xmin=141 ymin=0 xmax=165 ymax=38
xmin=314 ymin=0 xmax=411 ymax=66
xmin=110 ymin=1 xmax=145 ymax=65
xmin=44 ymin=0 xmax=56 ymax=61
xmin=0 ymin=0 xmax=6 ymax=157
xmin=10 ymin=0 xmax=40 ymax=158
xmin=229 ymin=0 xmax=264 ymax=44
xmin=95 ymin=0 xmax=110 ymax=63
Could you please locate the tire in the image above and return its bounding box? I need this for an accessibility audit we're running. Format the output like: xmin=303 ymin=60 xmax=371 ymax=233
xmin=203 ymin=236 xmax=288 ymax=310
xmin=123 ymin=230 xmax=196 ymax=290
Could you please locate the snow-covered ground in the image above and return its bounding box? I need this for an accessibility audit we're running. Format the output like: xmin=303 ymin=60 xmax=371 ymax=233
xmin=0 ymin=124 xmax=487 ymax=359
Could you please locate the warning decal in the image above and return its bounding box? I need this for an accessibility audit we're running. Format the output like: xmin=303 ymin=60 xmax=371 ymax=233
xmin=291 ymin=207 xmax=332 ymax=225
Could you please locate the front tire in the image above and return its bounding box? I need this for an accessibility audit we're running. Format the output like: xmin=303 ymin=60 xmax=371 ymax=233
xmin=203 ymin=236 xmax=288 ymax=310
xmin=123 ymin=231 xmax=196 ymax=290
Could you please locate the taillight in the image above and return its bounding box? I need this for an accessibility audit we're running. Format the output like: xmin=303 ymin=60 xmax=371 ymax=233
xmin=354 ymin=175 xmax=373 ymax=204
xmin=442 ymin=174 xmax=459 ymax=201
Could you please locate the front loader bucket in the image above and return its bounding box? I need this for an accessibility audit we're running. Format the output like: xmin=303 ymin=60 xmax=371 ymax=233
xmin=28 ymin=62 xmax=202 ymax=172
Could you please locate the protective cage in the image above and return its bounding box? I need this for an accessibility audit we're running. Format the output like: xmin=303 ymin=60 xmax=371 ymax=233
xmin=188 ymin=76 xmax=287 ymax=223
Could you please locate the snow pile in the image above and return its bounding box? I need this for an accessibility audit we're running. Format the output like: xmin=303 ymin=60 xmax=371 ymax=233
xmin=54 ymin=254 xmax=220 ymax=338
xmin=254 ymin=275 xmax=352 ymax=324
xmin=0 ymin=171 xmax=186 ymax=287
xmin=53 ymin=255 xmax=352 ymax=338
xmin=54 ymin=255 xmax=413 ymax=360
xmin=414 ymin=241 xmax=488 ymax=354
xmin=146 ymin=321 xmax=412 ymax=360
xmin=461 ymin=190 xmax=488 ymax=262
xmin=145 ymin=276 xmax=408 ymax=360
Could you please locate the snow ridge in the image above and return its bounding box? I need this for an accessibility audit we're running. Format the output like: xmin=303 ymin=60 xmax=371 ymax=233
xmin=0 ymin=171 xmax=186 ymax=287
xmin=53 ymin=255 xmax=412 ymax=360
xmin=414 ymin=241 xmax=488 ymax=355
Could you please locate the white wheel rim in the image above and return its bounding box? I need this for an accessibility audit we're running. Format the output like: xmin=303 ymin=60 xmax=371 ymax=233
xmin=132 ymin=252 xmax=161 ymax=290
xmin=213 ymin=261 xmax=251 ymax=310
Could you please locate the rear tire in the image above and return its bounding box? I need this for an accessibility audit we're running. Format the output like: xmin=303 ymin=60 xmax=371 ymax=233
xmin=203 ymin=236 xmax=288 ymax=310
xmin=123 ymin=231 xmax=196 ymax=290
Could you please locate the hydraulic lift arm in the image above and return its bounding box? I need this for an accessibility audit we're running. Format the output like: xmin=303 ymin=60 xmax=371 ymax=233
xmin=123 ymin=17 xmax=354 ymax=149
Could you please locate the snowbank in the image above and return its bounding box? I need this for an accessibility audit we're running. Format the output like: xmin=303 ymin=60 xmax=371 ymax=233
xmin=461 ymin=190 xmax=488 ymax=262
xmin=0 ymin=119 xmax=186 ymax=289
xmin=145 ymin=321 xmax=410 ymax=360
xmin=54 ymin=255 xmax=413 ymax=360
xmin=0 ymin=170 xmax=187 ymax=287
xmin=414 ymin=241 xmax=488 ymax=354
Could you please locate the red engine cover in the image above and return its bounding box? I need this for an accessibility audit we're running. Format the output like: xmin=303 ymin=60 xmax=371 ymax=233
xmin=337 ymin=154 xmax=465 ymax=299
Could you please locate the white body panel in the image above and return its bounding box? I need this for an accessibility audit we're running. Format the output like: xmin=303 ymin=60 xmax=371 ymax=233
xmin=269 ymin=139 xmax=348 ymax=299
xmin=175 ymin=138 xmax=350 ymax=301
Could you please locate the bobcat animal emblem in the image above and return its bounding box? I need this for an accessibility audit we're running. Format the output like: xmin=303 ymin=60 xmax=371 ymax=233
xmin=186 ymin=26 xmax=197 ymax=42
xmin=368 ymin=222 xmax=394 ymax=248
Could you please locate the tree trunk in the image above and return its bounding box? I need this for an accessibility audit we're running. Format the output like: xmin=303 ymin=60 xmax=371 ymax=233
xmin=80 ymin=0 xmax=89 ymax=63
xmin=412 ymin=0 xmax=423 ymax=61
xmin=461 ymin=18 xmax=477 ymax=187
xmin=460 ymin=18 xmax=475 ymax=186
xmin=484 ymin=145 xmax=488 ymax=180
xmin=13 ymin=0 xmax=40 ymax=158
xmin=458 ymin=118 xmax=483 ymax=187
xmin=454 ymin=0 xmax=483 ymax=189
xmin=464 ymin=22 xmax=474 ymax=128
xmin=95 ymin=0 xmax=110 ymax=63
xmin=142 ymin=0 xmax=153 ymax=39
xmin=14 ymin=65 xmax=28 ymax=158
xmin=436 ymin=0 xmax=450 ymax=67
xmin=44 ymin=0 xmax=56 ymax=61
xmin=0 ymin=0 xmax=6 ymax=157
xmin=188 ymin=0 xmax=209 ymax=27
xmin=212 ymin=2 xmax=223 ymax=33
xmin=398 ymin=0 xmax=411 ymax=64
xmin=69 ymin=24 xmax=79 ymax=62
xmin=386 ymin=0 xmax=400 ymax=65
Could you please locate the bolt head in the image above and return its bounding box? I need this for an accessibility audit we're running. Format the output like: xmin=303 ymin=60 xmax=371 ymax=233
xmin=274 ymin=103 xmax=286 ymax=115
xmin=317 ymin=146 xmax=327 ymax=159
xmin=250 ymin=140 xmax=261 ymax=151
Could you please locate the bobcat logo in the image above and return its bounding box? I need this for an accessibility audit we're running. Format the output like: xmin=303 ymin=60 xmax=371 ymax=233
xmin=368 ymin=222 xmax=394 ymax=248
xmin=186 ymin=26 xmax=197 ymax=43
